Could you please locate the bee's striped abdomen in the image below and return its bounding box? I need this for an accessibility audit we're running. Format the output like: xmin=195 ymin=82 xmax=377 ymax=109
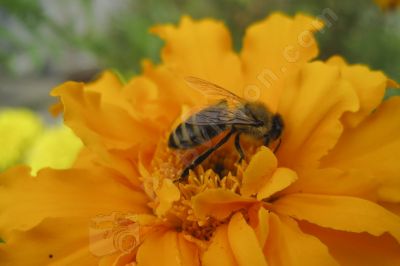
xmin=168 ymin=121 xmax=227 ymax=149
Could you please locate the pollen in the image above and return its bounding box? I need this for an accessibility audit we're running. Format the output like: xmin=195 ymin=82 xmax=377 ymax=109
xmin=147 ymin=136 xmax=258 ymax=240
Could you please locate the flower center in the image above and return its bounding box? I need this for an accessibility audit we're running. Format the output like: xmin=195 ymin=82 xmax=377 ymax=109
xmin=147 ymin=136 xmax=260 ymax=240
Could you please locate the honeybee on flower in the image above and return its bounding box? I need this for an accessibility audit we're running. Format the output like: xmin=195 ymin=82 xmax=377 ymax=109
xmin=1 ymin=13 xmax=400 ymax=266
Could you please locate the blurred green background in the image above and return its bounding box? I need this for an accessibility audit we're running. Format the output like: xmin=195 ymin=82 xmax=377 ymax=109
xmin=1 ymin=0 xmax=400 ymax=113
xmin=0 ymin=0 xmax=399 ymax=172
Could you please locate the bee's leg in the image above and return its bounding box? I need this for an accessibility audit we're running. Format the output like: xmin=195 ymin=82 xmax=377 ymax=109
xmin=273 ymin=138 xmax=282 ymax=153
xmin=180 ymin=128 xmax=235 ymax=180
xmin=234 ymin=133 xmax=245 ymax=162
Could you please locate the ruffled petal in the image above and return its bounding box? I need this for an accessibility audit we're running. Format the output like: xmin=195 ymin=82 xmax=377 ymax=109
xmin=51 ymin=80 xmax=160 ymax=152
xmin=273 ymin=193 xmax=400 ymax=243
xmin=257 ymin=168 xmax=298 ymax=200
xmin=202 ymin=225 xmax=237 ymax=266
xmin=322 ymin=97 xmax=400 ymax=202
xmin=277 ymin=62 xmax=359 ymax=173
xmin=248 ymin=207 xmax=270 ymax=248
xmin=136 ymin=230 xmax=199 ymax=266
xmin=151 ymin=16 xmax=243 ymax=94
xmin=241 ymin=13 xmax=323 ymax=110
xmin=0 ymin=218 xmax=99 ymax=265
xmin=154 ymin=179 xmax=180 ymax=217
xmin=283 ymin=168 xmax=379 ymax=201
xmin=265 ymin=214 xmax=338 ymax=266
xmin=192 ymin=189 xmax=256 ymax=220
xmin=300 ymin=221 xmax=400 ymax=266
xmin=228 ymin=212 xmax=268 ymax=266
xmin=327 ymin=56 xmax=390 ymax=128
xmin=241 ymin=147 xmax=277 ymax=197
xmin=0 ymin=166 xmax=150 ymax=239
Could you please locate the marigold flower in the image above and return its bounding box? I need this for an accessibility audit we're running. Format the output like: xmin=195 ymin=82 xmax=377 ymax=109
xmin=1 ymin=13 xmax=400 ymax=265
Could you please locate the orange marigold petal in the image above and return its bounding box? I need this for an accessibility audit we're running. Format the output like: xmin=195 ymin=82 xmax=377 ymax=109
xmin=273 ymin=193 xmax=400 ymax=243
xmin=265 ymin=213 xmax=338 ymax=266
xmin=137 ymin=230 xmax=199 ymax=266
xmin=283 ymin=168 xmax=379 ymax=201
xmin=51 ymin=81 xmax=160 ymax=151
xmin=0 ymin=218 xmax=99 ymax=265
xmin=228 ymin=212 xmax=268 ymax=266
xmin=248 ymin=207 xmax=270 ymax=248
xmin=155 ymin=179 xmax=180 ymax=217
xmin=241 ymin=146 xmax=277 ymax=197
xmin=277 ymin=62 xmax=359 ymax=173
xmin=0 ymin=166 xmax=150 ymax=239
xmin=177 ymin=234 xmax=201 ymax=266
xmin=300 ymin=221 xmax=400 ymax=266
xmin=322 ymin=97 xmax=400 ymax=202
xmin=151 ymin=16 xmax=243 ymax=94
xmin=192 ymin=189 xmax=256 ymax=220
xmin=241 ymin=13 xmax=324 ymax=110
xmin=327 ymin=56 xmax=389 ymax=128
xmin=202 ymin=224 xmax=237 ymax=266
xmin=86 ymin=71 xmax=123 ymax=94
xmin=257 ymin=167 xmax=298 ymax=200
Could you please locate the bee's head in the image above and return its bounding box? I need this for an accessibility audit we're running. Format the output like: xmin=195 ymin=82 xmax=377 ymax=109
xmin=269 ymin=114 xmax=284 ymax=141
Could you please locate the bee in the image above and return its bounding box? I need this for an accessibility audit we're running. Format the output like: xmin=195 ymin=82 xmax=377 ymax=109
xmin=168 ymin=77 xmax=284 ymax=180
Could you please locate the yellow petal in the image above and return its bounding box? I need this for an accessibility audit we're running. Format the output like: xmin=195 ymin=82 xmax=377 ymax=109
xmin=151 ymin=16 xmax=243 ymax=94
xmin=228 ymin=212 xmax=268 ymax=266
xmin=192 ymin=189 xmax=256 ymax=220
xmin=273 ymin=193 xmax=400 ymax=243
xmin=202 ymin=225 xmax=237 ymax=266
xmin=248 ymin=207 xmax=270 ymax=248
xmin=277 ymin=61 xmax=359 ymax=173
xmin=322 ymin=97 xmax=400 ymax=202
xmin=241 ymin=146 xmax=277 ymax=197
xmin=86 ymin=71 xmax=124 ymax=94
xmin=51 ymin=81 xmax=160 ymax=152
xmin=177 ymin=234 xmax=201 ymax=266
xmin=0 ymin=166 xmax=150 ymax=239
xmin=301 ymin=221 xmax=400 ymax=266
xmin=137 ymin=230 xmax=199 ymax=266
xmin=283 ymin=168 xmax=379 ymax=201
xmin=265 ymin=214 xmax=338 ymax=266
xmin=0 ymin=218 xmax=99 ymax=265
xmin=257 ymin=168 xmax=298 ymax=200
xmin=327 ymin=56 xmax=389 ymax=128
xmin=50 ymin=71 xmax=123 ymax=117
xmin=155 ymin=179 xmax=181 ymax=217
xmin=143 ymin=61 xmax=199 ymax=106
xmin=241 ymin=13 xmax=323 ymax=110
xmin=380 ymin=202 xmax=400 ymax=218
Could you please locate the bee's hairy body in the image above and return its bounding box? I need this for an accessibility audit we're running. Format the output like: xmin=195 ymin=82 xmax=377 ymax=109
xmin=168 ymin=77 xmax=284 ymax=180
xmin=169 ymin=102 xmax=229 ymax=149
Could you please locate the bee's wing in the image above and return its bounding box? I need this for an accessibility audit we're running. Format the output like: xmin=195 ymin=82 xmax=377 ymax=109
xmin=185 ymin=76 xmax=244 ymax=106
xmin=186 ymin=104 xmax=261 ymax=126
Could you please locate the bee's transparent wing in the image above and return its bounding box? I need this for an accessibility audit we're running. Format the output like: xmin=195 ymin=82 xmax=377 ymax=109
xmin=186 ymin=104 xmax=261 ymax=126
xmin=185 ymin=76 xmax=244 ymax=106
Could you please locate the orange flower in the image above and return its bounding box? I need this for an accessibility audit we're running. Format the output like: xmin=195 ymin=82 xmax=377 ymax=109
xmin=1 ymin=13 xmax=400 ymax=265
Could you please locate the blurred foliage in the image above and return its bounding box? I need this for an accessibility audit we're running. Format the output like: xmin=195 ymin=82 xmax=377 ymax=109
xmin=1 ymin=0 xmax=400 ymax=83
